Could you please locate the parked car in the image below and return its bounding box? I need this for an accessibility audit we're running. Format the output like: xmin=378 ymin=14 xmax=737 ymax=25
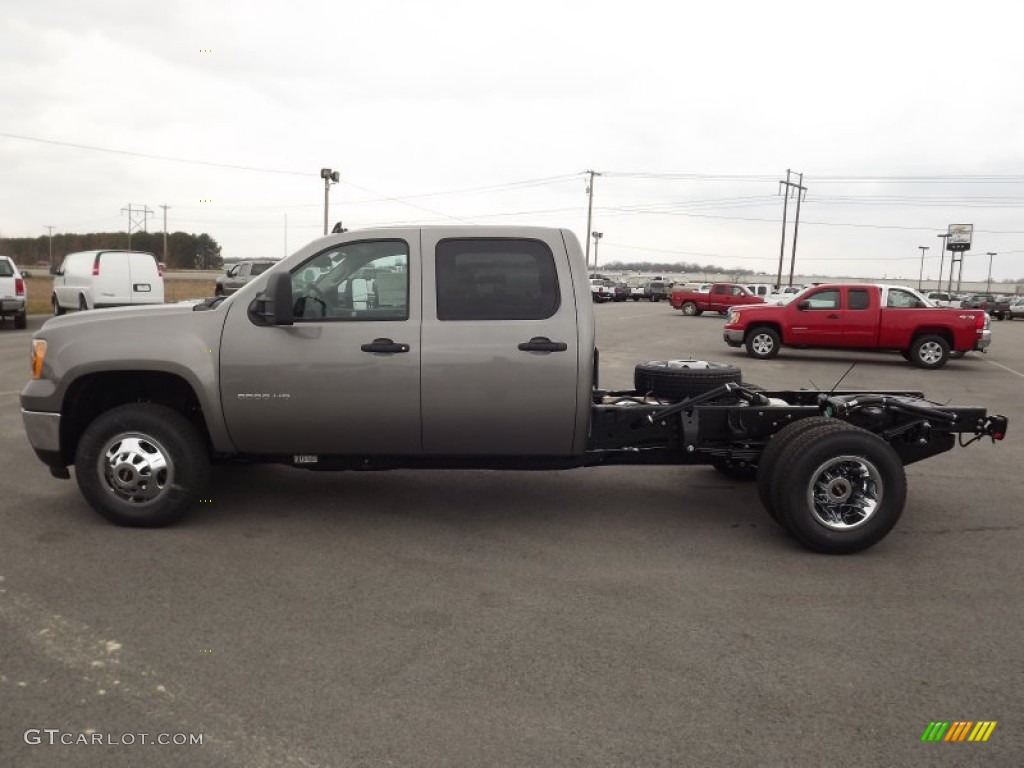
xmin=744 ymin=283 xmax=776 ymax=298
xmin=590 ymin=278 xmax=614 ymax=303
xmin=50 ymin=250 xmax=164 ymax=315
xmin=643 ymin=280 xmax=669 ymax=302
xmin=215 ymin=259 xmax=277 ymax=296
xmin=724 ymin=284 xmax=990 ymax=369
xmin=0 ymin=255 xmax=27 ymax=329
xmin=670 ymin=282 xmax=765 ymax=316
xmin=961 ymin=293 xmax=1010 ymax=320
xmin=1007 ymin=297 xmax=1024 ymax=320
xmin=926 ymin=291 xmax=959 ymax=308
xmin=611 ymin=281 xmax=631 ymax=302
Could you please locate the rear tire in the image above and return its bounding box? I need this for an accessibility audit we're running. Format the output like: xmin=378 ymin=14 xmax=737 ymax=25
xmin=909 ymin=334 xmax=949 ymax=369
xmin=681 ymin=301 xmax=699 ymax=316
xmin=14 ymin=311 xmax=27 ymax=330
xmin=78 ymin=294 xmax=88 ymax=312
xmin=757 ymin=416 xmax=847 ymax=524
xmin=771 ymin=423 xmax=906 ymax=554
xmin=74 ymin=404 xmax=210 ymax=527
xmin=634 ymin=359 xmax=742 ymax=399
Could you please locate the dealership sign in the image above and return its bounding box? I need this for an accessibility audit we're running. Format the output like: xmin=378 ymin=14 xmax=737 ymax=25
xmin=947 ymin=224 xmax=973 ymax=252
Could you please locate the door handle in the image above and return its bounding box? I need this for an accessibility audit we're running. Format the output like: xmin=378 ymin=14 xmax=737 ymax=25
xmin=360 ymin=338 xmax=410 ymax=353
xmin=827 ymin=314 xmax=841 ymax=320
xmin=518 ymin=336 xmax=568 ymax=352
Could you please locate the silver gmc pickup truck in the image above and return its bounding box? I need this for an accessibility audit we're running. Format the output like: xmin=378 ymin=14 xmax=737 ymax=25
xmin=21 ymin=226 xmax=1008 ymax=554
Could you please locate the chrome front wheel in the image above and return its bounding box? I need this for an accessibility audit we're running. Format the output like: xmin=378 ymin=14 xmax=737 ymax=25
xmin=99 ymin=433 xmax=174 ymax=505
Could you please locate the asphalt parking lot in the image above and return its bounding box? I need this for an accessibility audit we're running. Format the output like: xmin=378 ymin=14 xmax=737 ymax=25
xmin=2 ymin=306 xmax=1022 ymax=767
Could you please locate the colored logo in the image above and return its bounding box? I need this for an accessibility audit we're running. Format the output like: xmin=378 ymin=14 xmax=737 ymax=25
xmin=921 ymin=721 xmax=997 ymax=742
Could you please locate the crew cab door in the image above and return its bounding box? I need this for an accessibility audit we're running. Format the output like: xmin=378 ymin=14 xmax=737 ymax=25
xmin=420 ymin=232 xmax=579 ymax=455
xmin=219 ymin=234 xmax=421 ymax=455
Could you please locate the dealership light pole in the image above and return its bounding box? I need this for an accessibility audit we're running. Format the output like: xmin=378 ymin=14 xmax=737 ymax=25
xmin=986 ymin=252 xmax=997 ymax=294
xmin=592 ymin=231 xmax=603 ymax=269
xmin=917 ymin=246 xmax=929 ymax=290
xmin=321 ymin=168 xmax=340 ymax=235
xmin=936 ymin=233 xmax=949 ymax=291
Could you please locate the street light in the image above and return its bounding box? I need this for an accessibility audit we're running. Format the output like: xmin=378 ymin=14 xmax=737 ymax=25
xmin=320 ymin=167 xmax=340 ymax=235
xmin=592 ymin=231 xmax=603 ymax=269
xmin=936 ymin=233 xmax=950 ymax=291
xmin=986 ymin=252 xmax=997 ymax=294
xmin=917 ymin=246 xmax=929 ymax=290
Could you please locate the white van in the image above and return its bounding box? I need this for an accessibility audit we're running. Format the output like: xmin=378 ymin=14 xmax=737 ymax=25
xmin=51 ymin=250 xmax=165 ymax=314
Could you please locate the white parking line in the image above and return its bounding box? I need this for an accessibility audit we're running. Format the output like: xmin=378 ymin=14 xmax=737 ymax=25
xmin=987 ymin=360 xmax=1024 ymax=379
xmin=0 ymin=391 xmax=20 ymax=397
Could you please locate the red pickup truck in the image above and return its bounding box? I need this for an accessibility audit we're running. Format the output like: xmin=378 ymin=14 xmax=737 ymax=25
xmin=723 ymin=284 xmax=991 ymax=369
xmin=670 ymin=282 xmax=765 ymax=315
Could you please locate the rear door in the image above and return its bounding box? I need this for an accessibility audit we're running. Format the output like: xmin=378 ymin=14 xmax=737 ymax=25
xmin=219 ymin=233 xmax=421 ymax=455
xmin=420 ymin=232 xmax=579 ymax=455
xmin=96 ymin=251 xmax=131 ymax=307
xmin=128 ymin=253 xmax=163 ymax=304
xmin=841 ymin=286 xmax=879 ymax=347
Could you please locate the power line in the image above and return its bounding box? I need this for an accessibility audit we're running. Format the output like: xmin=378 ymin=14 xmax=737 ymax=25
xmin=0 ymin=131 xmax=309 ymax=176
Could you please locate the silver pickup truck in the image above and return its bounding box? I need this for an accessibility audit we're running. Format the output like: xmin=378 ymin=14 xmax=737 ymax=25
xmin=21 ymin=226 xmax=1008 ymax=554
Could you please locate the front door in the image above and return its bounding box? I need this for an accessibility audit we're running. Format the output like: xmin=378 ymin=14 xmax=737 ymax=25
xmin=788 ymin=287 xmax=845 ymax=345
xmin=419 ymin=232 xmax=580 ymax=455
xmin=219 ymin=234 xmax=421 ymax=455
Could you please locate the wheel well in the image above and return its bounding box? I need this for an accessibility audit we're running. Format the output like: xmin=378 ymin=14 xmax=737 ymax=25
xmin=911 ymin=327 xmax=953 ymax=347
xmin=60 ymin=371 xmax=211 ymax=465
xmin=745 ymin=322 xmax=781 ymax=341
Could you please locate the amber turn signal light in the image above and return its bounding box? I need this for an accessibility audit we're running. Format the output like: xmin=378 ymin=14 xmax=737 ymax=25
xmin=31 ymin=339 xmax=47 ymax=379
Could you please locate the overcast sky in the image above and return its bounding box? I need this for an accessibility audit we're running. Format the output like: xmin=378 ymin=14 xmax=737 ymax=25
xmin=2 ymin=0 xmax=1023 ymax=282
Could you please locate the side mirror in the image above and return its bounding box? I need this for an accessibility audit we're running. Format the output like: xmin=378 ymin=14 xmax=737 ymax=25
xmin=797 ymin=300 xmax=810 ymax=310
xmin=249 ymin=272 xmax=294 ymax=326
xmin=50 ymin=265 xmax=63 ymax=276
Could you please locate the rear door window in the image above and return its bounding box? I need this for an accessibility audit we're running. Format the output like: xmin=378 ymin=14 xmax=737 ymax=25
xmin=435 ymin=239 xmax=559 ymax=321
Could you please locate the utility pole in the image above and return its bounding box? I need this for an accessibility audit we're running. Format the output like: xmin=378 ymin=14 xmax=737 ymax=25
xmin=159 ymin=204 xmax=170 ymax=264
xmin=917 ymin=246 xmax=929 ymax=290
xmin=986 ymin=252 xmax=996 ymax=294
xmin=583 ymin=170 xmax=600 ymax=269
xmin=592 ymin=231 xmax=603 ymax=269
xmin=776 ymin=169 xmax=791 ymax=288
xmin=787 ymin=172 xmax=807 ymax=288
xmin=936 ymin=234 xmax=949 ymax=291
xmin=120 ymin=204 xmax=154 ymax=250
xmin=44 ymin=225 xmax=55 ymax=268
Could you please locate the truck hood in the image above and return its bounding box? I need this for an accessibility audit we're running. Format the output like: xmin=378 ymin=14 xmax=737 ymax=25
xmin=38 ymin=301 xmax=215 ymax=334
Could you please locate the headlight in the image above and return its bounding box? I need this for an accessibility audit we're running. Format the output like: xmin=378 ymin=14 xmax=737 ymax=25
xmin=31 ymin=339 xmax=47 ymax=379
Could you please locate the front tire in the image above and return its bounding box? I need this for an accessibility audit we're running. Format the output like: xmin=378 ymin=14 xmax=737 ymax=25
xmin=52 ymin=295 xmax=65 ymax=316
xmin=771 ymin=423 xmax=906 ymax=554
xmin=745 ymin=327 xmax=781 ymax=359
xmin=909 ymin=334 xmax=949 ymax=369
xmin=78 ymin=294 xmax=89 ymax=312
xmin=74 ymin=404 xmax=210 ymax=527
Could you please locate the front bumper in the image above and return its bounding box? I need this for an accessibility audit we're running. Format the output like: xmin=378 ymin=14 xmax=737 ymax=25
xmin=723 ymin=328 xmax=744 ymax=347
xmin=22 ymin=409 xmax=64 ymax=470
